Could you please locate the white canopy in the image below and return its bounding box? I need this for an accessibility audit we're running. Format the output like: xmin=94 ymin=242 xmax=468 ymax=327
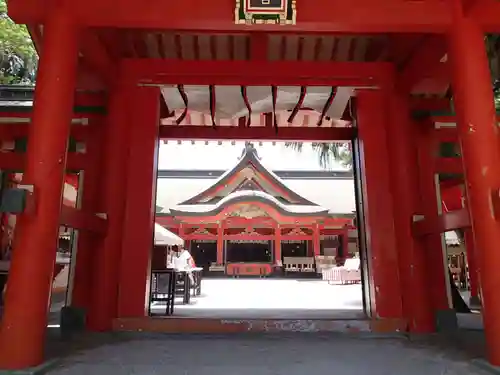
xmin=154 ymin=223 xmax=184 ymax=246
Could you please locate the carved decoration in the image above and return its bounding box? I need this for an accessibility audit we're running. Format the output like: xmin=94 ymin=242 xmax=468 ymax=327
xmin=228 ymin=204 xmax=270 ymax=219
xmin=235 ymin=0 xmax=296 ymax=25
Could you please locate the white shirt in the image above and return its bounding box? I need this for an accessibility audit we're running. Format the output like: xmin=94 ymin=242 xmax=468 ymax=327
xmin=173 ymin=250 xmax=192 ymax=271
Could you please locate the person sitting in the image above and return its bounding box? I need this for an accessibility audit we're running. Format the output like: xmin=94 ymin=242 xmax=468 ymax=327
xmin=172 ymin=245 xmax=195 ymax=285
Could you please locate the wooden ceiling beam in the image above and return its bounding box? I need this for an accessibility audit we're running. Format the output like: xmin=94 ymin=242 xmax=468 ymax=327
xmin=9 ymin=0 xmax=453 ymax=33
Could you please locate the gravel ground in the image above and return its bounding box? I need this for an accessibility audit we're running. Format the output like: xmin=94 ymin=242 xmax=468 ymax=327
xmin=46 ymin=332 xmax=491 ymax=375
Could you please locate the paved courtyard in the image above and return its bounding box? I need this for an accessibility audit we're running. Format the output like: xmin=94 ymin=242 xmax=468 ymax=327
xmin=150 ymin=278 xmax=364 ymax=319
xmin=48 ymin=333 xmax=490 ymax=375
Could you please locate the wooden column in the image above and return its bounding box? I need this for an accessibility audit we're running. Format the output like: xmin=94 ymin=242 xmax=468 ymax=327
xmin=416 ymin=123 xmax=451 ymax=312
xmin=217 ymin=225 xmax=224 ymax=264
xmin=356 ymin=89 xmax=403 ymax=320
xmin=312 ymin=225 xmax=321 ymax=256
xmin=448 ymin=3 xmax=500 ymax=365
xmin=274 ymin=225 xmax=282 ymax=265
xmin=117 ymin=86 xmax=160 ymax=318
xmin=0 ymin=9 xmax=79 ymax=369
xmin=386 ymin=87 xmax=434 ymax=332
xmin=87 ymin=79 xmax=132 ymax=331
xmin=71 ymin=120 xmax=104 ymax=312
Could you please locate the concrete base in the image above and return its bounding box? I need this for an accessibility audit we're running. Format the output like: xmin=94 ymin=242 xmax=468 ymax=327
xmin=473 ymin=359 xmax=500 ymax=374
xmin=435 ymin=309 xmax=458 ymax=333
xmin=0 ymin=359 xmax=59 ymax=375
xmin=470 ymin=295 xmax=482 ymax=309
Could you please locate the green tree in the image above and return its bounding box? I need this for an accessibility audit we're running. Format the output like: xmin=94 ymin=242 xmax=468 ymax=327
xmin=285 ymin=142 xmax=353 ymax=169
xmin=0 ymin=0 xmax=37 ymax=84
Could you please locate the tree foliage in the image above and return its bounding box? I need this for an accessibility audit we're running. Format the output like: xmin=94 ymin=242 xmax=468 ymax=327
xmin=285 ymin=142 xmax=353 ymax=169
xmin=0 ymin=0 xmax=37 ymax=84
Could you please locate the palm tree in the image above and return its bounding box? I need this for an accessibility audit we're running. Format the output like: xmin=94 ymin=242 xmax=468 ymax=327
xmin=284 ymin=142 xmax=353 ymax=169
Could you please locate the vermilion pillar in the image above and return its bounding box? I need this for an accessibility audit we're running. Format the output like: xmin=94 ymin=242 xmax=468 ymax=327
xmin=274 ymin=225 xmax=282 ymax=265
xmin=312 ymin=225 xmax=321 ymax=256
xmin=117 ymin=86 xmax=160 ymax=318
xmin=386 ymin=88 xmax=434 ymax=332
xmin=0 ymin=10 xmax=79 ymax=369
xmin=87 ymin=80 xmax=131 ymax=331
xmin=448 ymin=5 xmax=500 ymax=365
xmin=217 ymin=225 xmax=224 ymax=264
xmin=71 ymin=121 xmax=104 ymax=310
xmin=356 ymin=89 xmax=403 ymax=320
xmin=416 ymin=123 xmax=450 ymax=312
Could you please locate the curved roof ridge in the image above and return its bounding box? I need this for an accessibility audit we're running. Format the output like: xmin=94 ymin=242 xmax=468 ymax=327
xmin=171 ymin=189 xmax=329 ymax=217
xmin=179 ymin=143 xmax=318 ymax=205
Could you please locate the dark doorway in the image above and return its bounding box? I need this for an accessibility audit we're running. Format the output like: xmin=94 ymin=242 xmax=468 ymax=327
xmin=281 ymin=241 xmax=307 ymax=258
xmin=226 ymin=241 xmax=272 ymax=262
xmin=190 ymin=241 xmax=217 ymax=274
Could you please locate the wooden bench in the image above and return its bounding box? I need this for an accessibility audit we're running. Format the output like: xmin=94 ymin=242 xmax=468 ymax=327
xmin=283 ymin=256 xmax=315 ymax=273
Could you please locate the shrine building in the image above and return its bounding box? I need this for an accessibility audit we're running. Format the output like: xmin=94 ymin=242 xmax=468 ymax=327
xmin=155 ymin=141 xmax=356 ymax=276
xmin=2 ymin=0 xmax=500 ymax=370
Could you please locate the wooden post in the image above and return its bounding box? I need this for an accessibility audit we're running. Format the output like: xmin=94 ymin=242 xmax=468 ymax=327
xmin=118 ymin=86 xmax=160 ymax=318
xmin=0 ymin=9 xmax=79 ymax=369
xmin=448 ymin=2 xmax=500 ymax=365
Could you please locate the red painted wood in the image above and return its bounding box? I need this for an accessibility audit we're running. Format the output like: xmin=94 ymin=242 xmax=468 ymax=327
xmin=9 ymin=0 xmax=454 ymax=32
xmin=118 ymin=86 xmax=160 ymax=318
xmin=412 ymin=209 xmax=470 ymax=236
xmin=0 ymin=124 xmax=92 ymax=142
xmin=449 ymin=10 xmax=500 ymax=364
xmin=434 ymin=157 xmax=463 ymax=175
xmin=356 ymin=89 xmax=403 ymax=320
xmin=0 ymin=9 xmax=79 ymax=369
xmin=72 ymin=121 xmax=105 ymax=311
xmin=59 ymin=205 xmax=107 ymax=234
xmin=416 ymin=125 xmax=450 ymax=312
xmin=87 ymin=83 xmax=132 ymax=331
xmin=399 ymin=35 xmax=447 ymax=92
xmin=387 ymin=89 xmax=434 ymax=332
xmin=125 ymin=59 xmax=390 ymax=86
xmin=226 ymin=262 xmax=272 ymax=277
xmin=159 ymin=125 xmax=355 ymax=141
xmin=0 ymin=152 xmax=88 ymax=171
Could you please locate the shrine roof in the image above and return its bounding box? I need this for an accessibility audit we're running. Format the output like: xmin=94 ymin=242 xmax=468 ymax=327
xmin=169 ymin=189 xmax=329 ymax=217
xmin=178 ymin=142 xmax=320 ymax=206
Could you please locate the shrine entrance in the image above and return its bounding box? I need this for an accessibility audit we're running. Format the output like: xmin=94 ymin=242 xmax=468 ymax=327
xmin=281 ymin=241 xmax=308 ymax=258
xmin=226 ymin=240 xmax=272 ymax=263
xmin=190 ymin=241 xmax=217 ymax=274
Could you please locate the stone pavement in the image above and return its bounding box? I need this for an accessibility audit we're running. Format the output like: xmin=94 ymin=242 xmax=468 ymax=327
xmin=47 ymin=333 xmax=491 ymax=375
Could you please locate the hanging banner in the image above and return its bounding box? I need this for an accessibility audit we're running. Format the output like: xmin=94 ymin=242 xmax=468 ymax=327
xmin=235 ymin=0 xmax=296 ymax=25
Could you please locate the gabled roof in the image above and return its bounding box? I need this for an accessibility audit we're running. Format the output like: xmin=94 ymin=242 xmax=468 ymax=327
xmin=180 ymin=142 xmax=317 ymax=206
xmin=171 ymin=190 xmax=329 ymax=217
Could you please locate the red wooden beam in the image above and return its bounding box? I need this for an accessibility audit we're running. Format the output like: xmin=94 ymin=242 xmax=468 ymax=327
xmin=250 ymin=33 xmax=268 ymax=61
xmin=8 ymin=0 xmax=452 ymax=33
xmin=412 ymin=208 xmax=470 ymax=236
xmin=409 ymin=97 xmax=451 ymax=113
xmin=398 ymin=35 xmax=447 ymax=92
xmin=124 ymin=59 xmax=391 ymax=86
xmin=0 ymin=124 xmax=92 ymax=142
xmin=434 ymin=157 xmax=463 ymax=175
xmin=59 ymin=206 xmax=108 ymax=234
xmin=0 ymin=153 xmax=88 ymax=170
xmin=159 ymin=125 xmax=356 ymax=141
xmin=79 ymin=30 xmax=116 ymax=85
xmin=433 ymin=128 xmax=458 ymax=143
xmin=469 ymin=0 xmax=500 ymax=32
